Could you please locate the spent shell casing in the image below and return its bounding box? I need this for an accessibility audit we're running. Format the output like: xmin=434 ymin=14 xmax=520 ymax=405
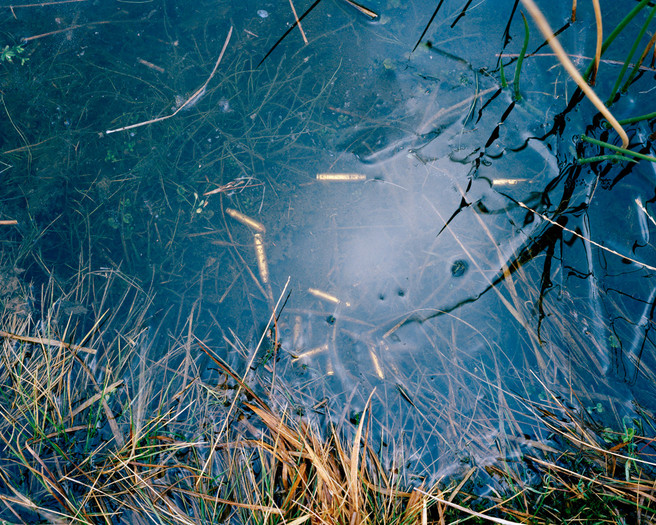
xmin=316 ymin=173 xmax=366 ymax=182
xmin=226 ymin=208 xmax=266 ymax=233
xmin=253 ymin=233 xmax=269 ymax=284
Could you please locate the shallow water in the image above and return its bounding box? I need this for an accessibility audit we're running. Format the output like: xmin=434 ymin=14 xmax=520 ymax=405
xmin=1 ymin=0 xmax=655 ymax=477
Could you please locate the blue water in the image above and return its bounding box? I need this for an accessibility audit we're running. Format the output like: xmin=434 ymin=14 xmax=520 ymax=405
xmin=1 ymin=0 xmax=655 ymax=478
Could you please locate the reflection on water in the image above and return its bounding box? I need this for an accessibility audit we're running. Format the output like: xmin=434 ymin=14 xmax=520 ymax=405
xmin=1 ymin=0 xmax=655 ymax=478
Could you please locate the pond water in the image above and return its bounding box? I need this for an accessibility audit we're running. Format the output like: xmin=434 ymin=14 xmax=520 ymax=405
xmin=1 ymin=0 xmax=655 ymax=479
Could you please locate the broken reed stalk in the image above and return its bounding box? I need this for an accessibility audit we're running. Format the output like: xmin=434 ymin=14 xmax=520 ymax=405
xmin=105 ymin=26 xmax=233 ymax=134
xmin=520 ymin=0 xmax=629 ymax=149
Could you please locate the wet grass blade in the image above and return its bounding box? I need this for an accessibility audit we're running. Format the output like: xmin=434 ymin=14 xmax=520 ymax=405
xmin=580 ymin=134 xmax=656 ymax=162
xmin=577 ymin=154 xmax=637 ymax=164
xmin=583 ymin=0 xmax=652 ymax=81
xmin=606 ymin=3 xmax=656 ymax=104
xmin=513 ymin=13 xmax=530 ymax=101
xmin=621 ymin=28 xmax=656 ymax=94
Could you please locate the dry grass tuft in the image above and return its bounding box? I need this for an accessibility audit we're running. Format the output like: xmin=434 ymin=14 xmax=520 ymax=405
xmin=0 ymin=267 xmax=654 ymax=524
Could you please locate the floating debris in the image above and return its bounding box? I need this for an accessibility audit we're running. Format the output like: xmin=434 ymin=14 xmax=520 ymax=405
xmin=308 ymin=288 xmax=351 ymax=307
xmin=253 ymin=233 xmax=269 ymax=284
xmin=226 ymin=207 xmax=266 ymax=233
xmin=316 ymin=173 xmax=367 ymax=182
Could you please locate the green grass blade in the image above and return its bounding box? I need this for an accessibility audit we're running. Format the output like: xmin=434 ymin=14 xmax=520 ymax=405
xmin=580 ymin=134 xmax=656 ymax=162
xmin=606 ymin=4 xmax=656 ymax=105
xmin=513 ymin=13 xmax=530 ymax=101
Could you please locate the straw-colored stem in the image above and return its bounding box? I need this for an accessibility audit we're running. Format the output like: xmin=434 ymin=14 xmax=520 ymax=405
xmin=589 ymin=0 xmax=602 ymax=85
xmin=520 ymin=0 xmax=628 ymax=149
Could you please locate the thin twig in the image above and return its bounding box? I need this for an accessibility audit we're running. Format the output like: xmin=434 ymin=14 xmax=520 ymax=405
xmin=22 ymin=21 xmax=111 ymax=42
xmin=516 ymin=200 xmax=656 ymax=272
xmin=4 ymin=0 xmax=86 ymax=7
xmin=105 ymin=26 xmax=233 ymax=134
xmin=498 ymin=52 xmax=656 ymax=73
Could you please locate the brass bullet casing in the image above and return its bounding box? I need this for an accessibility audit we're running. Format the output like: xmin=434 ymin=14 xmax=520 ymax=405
xmin=253 ymin=233 xmax=269 ymax=284
xmin=491 ymin=178 xmax=528 ymax=186
xmin=226 ymin=207 xmax=266 ymax=233
xmin=292 ymin=343 xmax=329 ymax=361
xmin=308 ymin=288 xmax=351 ymax=307
xmin=316 ymin=173 xmax=366 ymax=182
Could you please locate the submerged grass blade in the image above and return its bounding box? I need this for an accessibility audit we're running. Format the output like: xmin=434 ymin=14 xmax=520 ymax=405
xmin=512 ymin=13 xmax=529 ymax=101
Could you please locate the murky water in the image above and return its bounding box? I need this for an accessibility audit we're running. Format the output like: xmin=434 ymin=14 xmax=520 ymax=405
xmin=1 ymin=0 xmax=655 ymax=477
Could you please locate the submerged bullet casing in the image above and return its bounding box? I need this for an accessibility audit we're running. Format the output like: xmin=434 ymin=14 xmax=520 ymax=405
xmin=292 ymin=343 xmax=329 ymax=361
xmin=316 ymin=173 xmax=366 ymax=182
xmin=226 ymin=207 xmax=266 ymax=233
xmin=368 ymin=345 xmax=384 ymax=379
xmin=308 ymin=288 xmax=351 ymax=307
xmin=253 ymin=233 xmax=269 ymax=284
